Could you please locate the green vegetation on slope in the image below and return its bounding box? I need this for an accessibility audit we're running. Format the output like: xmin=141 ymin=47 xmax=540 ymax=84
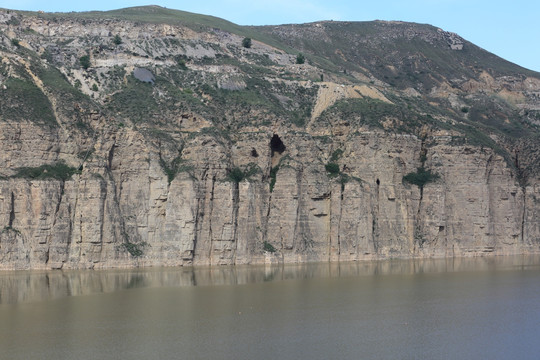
xmin=14 ymin=5 xmax=295 ymax=55
xmin=0 ymin=77 xmax=56 ymax=126
xmin=255 ymin=21 xmax=539 ymax=86
xmin=403 ymin=167 xmax=439 ymax=188
xmin=12 ymin=161 xmax=80 ymax=181
xmin=1 ymin=5 xmax=539 ymax=182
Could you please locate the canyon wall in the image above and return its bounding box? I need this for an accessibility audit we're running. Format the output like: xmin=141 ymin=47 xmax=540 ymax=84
xmin=1 ymin=9 xmax=540 ymax=269
xmin=1 ymin=122 xmax=539 ymax=269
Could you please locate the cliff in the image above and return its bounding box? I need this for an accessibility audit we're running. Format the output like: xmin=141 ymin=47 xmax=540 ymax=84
xmin=0 ymin=6 xmax=539 ymax=269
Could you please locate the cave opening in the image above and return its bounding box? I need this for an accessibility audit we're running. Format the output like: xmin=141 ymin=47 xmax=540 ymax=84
xmin=270 ymin=134 xmax=286 ymax=156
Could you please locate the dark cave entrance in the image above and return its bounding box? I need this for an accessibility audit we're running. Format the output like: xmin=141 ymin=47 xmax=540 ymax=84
xmin=270 ymin=134 xmax=286 ymax=156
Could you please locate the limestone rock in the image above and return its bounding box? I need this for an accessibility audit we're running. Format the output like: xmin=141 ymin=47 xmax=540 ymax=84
xmin=0 ymin=8 xmax=539 ymax=269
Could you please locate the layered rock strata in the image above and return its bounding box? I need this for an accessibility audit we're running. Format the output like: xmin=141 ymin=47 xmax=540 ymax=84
xmin=1 ymin=125 xmax=539 ymax=269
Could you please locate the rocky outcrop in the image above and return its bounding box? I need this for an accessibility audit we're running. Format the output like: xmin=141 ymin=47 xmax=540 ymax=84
xmin=1 ymin=8 xmax=540 ymax=269
xmin=1 ymin=123 xmax=539 ymax=269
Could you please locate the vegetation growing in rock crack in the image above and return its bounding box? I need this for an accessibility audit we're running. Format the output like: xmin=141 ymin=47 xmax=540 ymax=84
xmin=325 ymin=148 xmax=343 ymax=178
xmin=263 ymin=241 xmax=276 ymax=253
xmin=269 ymin=166 xmax=279 ymax=192
xmin=269 ymin=154 xmax=292 ymax=192
xmin=325 ymin=162 xmax=340 ymax=177
xmin=414 ymin=230 xmax=427 ymax=248
xmin=176 ymin=55 xmax=188 ymax=70
xmin=159 ymin=154 xmax=193 ymax=184
xmin=12 ymin=161 xmax=80 ymax=181
xmin=226 ymin=163 xmax=260 ymax=183
xmin=324 ymin=149 xmax=362 ymax=190
xmin=2 ymin=226 xmax=21 ymax=234
xmin=403 ymin=167 xmax=439 ymax=188
xmin=122 ymin=242 xmax=148 ymax=257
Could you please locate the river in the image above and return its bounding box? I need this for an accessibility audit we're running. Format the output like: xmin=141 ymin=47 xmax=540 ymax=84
xmin=1 ymin=255 xmax=540 ymax=359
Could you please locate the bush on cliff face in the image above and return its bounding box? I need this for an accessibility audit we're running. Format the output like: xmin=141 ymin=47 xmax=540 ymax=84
xmin=325 ymin=162 xmax=340 ymax=177
xmin=269 ymin=165 xmax=279 ymax=192
xmin=263 ymin=241 xmax=276 ymax=253
xmin=403 ymin=167 xmax=439 ymax=188
xmin=122 ymin=242 xmax=148 ymax=257
xmin=159 ymin=155 xmax=193 ymax=184
xmin=12 ymin=161 xmax=80 ymax=181
xmin=226 ymin=163 xmax=260 ymax=183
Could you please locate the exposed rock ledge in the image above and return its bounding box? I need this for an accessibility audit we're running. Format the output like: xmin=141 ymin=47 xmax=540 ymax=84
xmin=1 ymin=125 xmax=539 ymax=270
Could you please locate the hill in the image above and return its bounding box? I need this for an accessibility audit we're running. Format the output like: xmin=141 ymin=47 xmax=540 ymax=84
xmin=0 ymin=6 xmax=539 ymax=269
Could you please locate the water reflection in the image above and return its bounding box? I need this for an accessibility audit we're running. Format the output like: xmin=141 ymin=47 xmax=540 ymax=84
xmin=1 ymin=255 xmax=539 ymax=304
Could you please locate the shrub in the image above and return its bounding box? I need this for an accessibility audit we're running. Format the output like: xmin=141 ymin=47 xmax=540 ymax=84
xmin=159 ymin=156 xmax=193 ymax=184
xmin=79 ymin=55 xmax=91 ymax=69
xmin=226 ymin=163 xmax=259 ymax=183
xmin=6 ymin=17 xmax=20 ymax=26
xmin=11 ymin=38 xmax=20 ymax=47
xmin=122 ymin=242 xmax=147 ymax=257
xmin=227 ymin=167 xmax=245 ymax=183
xmin=269 ymin=166 xmax=279 ymax=192
xmin=92 ymin=84 xmax=98 ymax=91
xmin=296 ymin=53 xmax=305 ymax=64
xmin=340 ymin=174 xmax=351 ymax=192
xmin=330 ymin=149 xmax=343 ymax=162
xmin=403 ymin=167 xmax=439 ymax=188
xmin=263 ymin=241 xmax=276 ymax=253
xmin=113 ymin=34 xmax=122 ymax=45
xmin=325 ymin=162 xmax=340 ymax=177
xmin=177 ymin=58 xmax=187 ymax=70
xmin=12 ymin=161 xmax=80 ymax=181
xmin=242 ymin=37 xmax=252 ymax=49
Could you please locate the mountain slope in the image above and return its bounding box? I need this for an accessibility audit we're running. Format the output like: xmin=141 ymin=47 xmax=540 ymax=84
xmin=0 ymin=6 xmax=539 ymax=269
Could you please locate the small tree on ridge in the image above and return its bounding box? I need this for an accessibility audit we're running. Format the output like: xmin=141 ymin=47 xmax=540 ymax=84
xmin=242 ymin=37 xmax=252 ymax=48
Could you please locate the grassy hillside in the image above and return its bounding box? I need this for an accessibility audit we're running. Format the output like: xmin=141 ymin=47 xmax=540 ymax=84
xmin=255 ymin=21 xmax=539 ymax=85
xmin=1 ymin=5 xmax=539 ymax=180
xmin=9 ymin=6 xmax=293 ymax=53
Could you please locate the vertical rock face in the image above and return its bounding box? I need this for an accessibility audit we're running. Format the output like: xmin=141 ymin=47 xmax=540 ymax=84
xmin=1 ymin=124 xmax=538 ymax=270
xmin=0 ymin=8 xmax=540 ymax=269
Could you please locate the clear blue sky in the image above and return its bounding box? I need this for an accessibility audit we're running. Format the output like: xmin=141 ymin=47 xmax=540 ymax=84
xmin=1 ymin=0 xmax=538 ymax=72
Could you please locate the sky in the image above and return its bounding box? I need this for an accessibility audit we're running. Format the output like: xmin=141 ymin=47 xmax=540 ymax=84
xmin=1 ymin=0 xmax=538 ymax=72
